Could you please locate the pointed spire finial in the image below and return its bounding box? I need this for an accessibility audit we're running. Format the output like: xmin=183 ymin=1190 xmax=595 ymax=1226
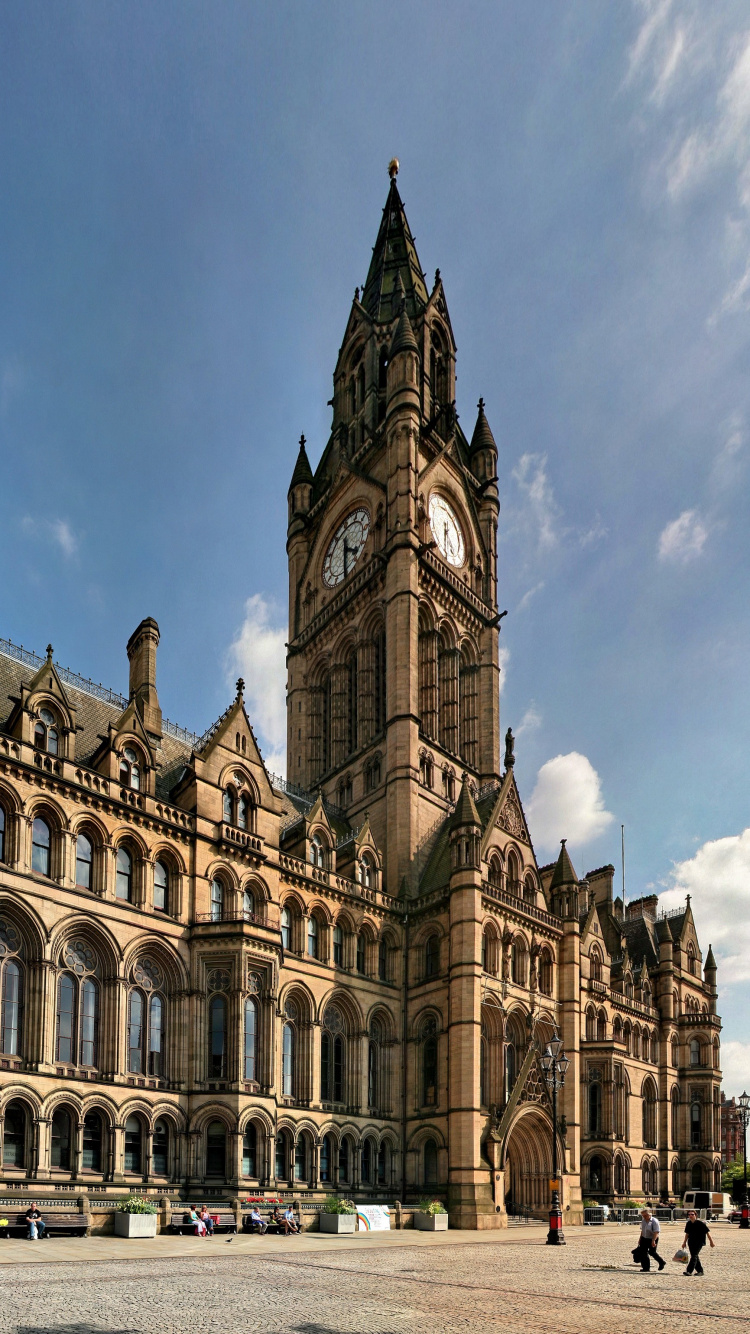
xmin=299 ymin=433 xmax=305 ymax=447
xmin=478 ymin=397 xmax=485 ymax=412
xmin=354 ymin=286 xmax=360 ymax=302
xmin=236 ymin=677 xmax=245 ymax=699
xmin=434 ymin=268 xmax=441 ymax=287
xmin=388 ymin=157 xmax=399 ymax=180
xmin=46 ymin=644 xmax=54 ymax=661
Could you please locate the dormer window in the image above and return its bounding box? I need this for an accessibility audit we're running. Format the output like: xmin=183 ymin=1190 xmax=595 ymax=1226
xmin=35 ymin=708 xmax=58 ymax=755
xmin=358 ymin=855 xmax=374 ymax=889
xmin=120 ymin=747 xmax=141 ymax=791
xmin=310 ymin=833 xmax=326 ymax=870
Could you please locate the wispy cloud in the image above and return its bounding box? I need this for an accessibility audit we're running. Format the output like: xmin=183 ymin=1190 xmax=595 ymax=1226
xmin=516 ymin=703 xmax=542 ymax=738
xmin=527 ymin=751 xmax=614 ymax=855
xmin=657 ymin=507 xmax=709 ymax=563
xmin=226 ymin=593 xmax=287 ymax=775
xmin=510 ymin=453 xmax=560 ymax=553
xmin=516 ymin=581 xmax=545 ymax=613
xmin=21 ymin=516 xmax=79 ymax=559
xmin=498 ymin=644 xmax=511 ymax=696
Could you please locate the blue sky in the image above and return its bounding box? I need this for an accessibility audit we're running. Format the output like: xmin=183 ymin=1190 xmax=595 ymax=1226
xmin=1 ymin=1 xmax=749 ymax=1093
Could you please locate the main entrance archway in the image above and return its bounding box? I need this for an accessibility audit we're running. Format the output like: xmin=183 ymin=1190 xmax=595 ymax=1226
xmin=503 ymin=1107 xmax=554 ymax=1218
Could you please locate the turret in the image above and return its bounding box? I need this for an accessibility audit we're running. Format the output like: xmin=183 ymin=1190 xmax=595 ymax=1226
xmin=704 ymin=943 xmax=718 ymax=1015
xmin=470 ymin=398 xmax=498 ymax=483
xmin=449 ymin=774 xmax=481 ymax=872
xmin=288 ymin=435 xmax=313 ymax=525
xmin=549 ymin=839 xmax=580 ymax=919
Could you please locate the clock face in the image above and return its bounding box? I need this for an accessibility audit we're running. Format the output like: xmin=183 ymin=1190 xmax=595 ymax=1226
xmin=322 ymin=507 xmax=370 ymax=587
xmin=429 ymin=493 xmax=465 ymax=567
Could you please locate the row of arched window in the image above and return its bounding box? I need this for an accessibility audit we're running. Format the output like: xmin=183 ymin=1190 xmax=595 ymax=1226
xmin=587 ymin=1152 xmax=721 ymax=1197
xmin=480 ymin=928 xmax=553 ymax=994
xmin=486 ymin=849 xmax=538 ymax=904
xmin=21 ymin=812 xmax=179 ymax=914
xmin=0 ymin=1098 xmax=410 ymax=1185
xmin=309 ymin=629 xmax=387 ymax=781
xmin=279 ymin=905 xmax=395 ymax=981
xmin=418 ymin=612 xmax=479 ymax=768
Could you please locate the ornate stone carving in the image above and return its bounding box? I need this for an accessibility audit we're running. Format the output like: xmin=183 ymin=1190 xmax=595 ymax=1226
xmin=63 ymin=940 xmax=96 ymax=975
xmin=498 ymin=791 xmax=525 ymax=840
xmin=207 ymin=967 xmax=231 ymax=993
xmin=0 ymin=920 xmax=20 ymax=957
xmin=133 ymin=957 xmax=163 ymax=991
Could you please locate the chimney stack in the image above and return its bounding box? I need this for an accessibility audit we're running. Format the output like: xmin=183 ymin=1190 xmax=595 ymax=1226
xmin=126 ymin=617 xmax=162 ymax=740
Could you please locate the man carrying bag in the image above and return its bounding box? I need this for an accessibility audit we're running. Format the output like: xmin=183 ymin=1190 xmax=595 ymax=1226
xmin=632 ymin=1208 xmax=665 ymax=1271
xmin=681 ymin=1208 xmax=715 ymax=1275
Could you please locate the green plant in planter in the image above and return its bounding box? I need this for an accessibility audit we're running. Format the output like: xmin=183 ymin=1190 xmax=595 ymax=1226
xmin=417 ymin=1198 xmax=447 ymax=1215
xmin=116 ymin=1195 xmax=157 ymax=1214
xmin=322 ymin=1195 xmax=356 ymax=1215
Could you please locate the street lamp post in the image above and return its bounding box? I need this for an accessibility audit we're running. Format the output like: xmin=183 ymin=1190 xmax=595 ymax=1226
xmin=739 ymin=1091 xmax=750 ymax=1230
xmin=541 ymin=1036 xmax=569 ymax=1246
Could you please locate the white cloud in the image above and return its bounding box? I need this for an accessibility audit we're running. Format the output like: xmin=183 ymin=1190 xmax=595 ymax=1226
xmin=527 ymin=752 xmax=614 ymax=855
xmin=21 ymin=515 xmax=79 ymax=559
xmin=510 ymin=453 xmax=560 ymax=553
xmin=516 ymin=703 xmax=542 ymax=738
xmin=516 ymin=581 xmax=544 ymax=612
xmin=498 ymin=644 xmax=510 ymax=695
xmin=657 ymin=508 xmax=709 ymax=563
xmin=226 ymin=594 xmax=287 ymax=774
xmin=659 ymin=826 xmax=750 ymax=984
xmin=720 ymin=1041 xmax=750 ymax=1099
xmin=710 ymin=417 xmax=745 ymax=489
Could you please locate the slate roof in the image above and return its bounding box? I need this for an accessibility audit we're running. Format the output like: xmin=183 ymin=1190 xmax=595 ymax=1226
xmin=549 ymin=840 xmax=578 ymax=890
xmin=361 ymin=177 xmax=430 ymax=324
xmin=1 ymin=642 xmax=199 ymax=800
xmin=620 ymin=915 xmax=659 ymax=972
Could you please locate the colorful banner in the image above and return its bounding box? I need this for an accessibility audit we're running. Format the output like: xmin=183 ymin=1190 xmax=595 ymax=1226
xmin=356 ymin=1204 xmax=391 ymax=1231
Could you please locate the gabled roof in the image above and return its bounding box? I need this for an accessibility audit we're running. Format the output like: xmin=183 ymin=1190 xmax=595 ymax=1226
xmin=621 ymin=915 xmax=659 ymax=972
xmin=361 ymin=176 xmax=429 ymax=323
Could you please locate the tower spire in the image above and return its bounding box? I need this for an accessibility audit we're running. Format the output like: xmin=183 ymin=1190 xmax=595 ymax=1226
xmin=361 ymin=165 xmax=429 ymax=323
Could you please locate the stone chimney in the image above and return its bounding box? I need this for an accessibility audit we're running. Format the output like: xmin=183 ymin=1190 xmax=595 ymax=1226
xmin=126 ymin=617 xmax=162 ymax=741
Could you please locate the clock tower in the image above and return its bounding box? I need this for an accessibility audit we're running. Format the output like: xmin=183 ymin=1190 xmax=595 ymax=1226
xmin=286 ymin=162 xmax=502 ymax=895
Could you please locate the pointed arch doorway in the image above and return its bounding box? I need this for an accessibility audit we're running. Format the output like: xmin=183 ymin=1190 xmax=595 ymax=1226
xmin=503 ymin=1107 xmax=555 ymax=1218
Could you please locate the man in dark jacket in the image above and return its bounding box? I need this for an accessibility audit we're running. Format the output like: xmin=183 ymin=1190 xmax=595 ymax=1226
xmin=682 ymin=1209 xmax=715 ymax=1275
xmin=25 ymin=1204 xmax=45 ymax=1240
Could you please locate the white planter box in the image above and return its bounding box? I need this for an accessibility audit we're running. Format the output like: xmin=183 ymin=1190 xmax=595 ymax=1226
xmin=414 ymin=1212 xmax=448 ymax=1230
xmin=114 ymin=1211 xmax=158 ymax=1238
xmin=319 ymin=1212 xmax=356 ymax=1233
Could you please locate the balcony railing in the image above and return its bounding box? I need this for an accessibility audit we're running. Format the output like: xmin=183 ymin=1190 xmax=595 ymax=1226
xmin=194 ymin=909 xmax=270 ymax=927
xmin=481 ymin=880 xmax=561 ymax=930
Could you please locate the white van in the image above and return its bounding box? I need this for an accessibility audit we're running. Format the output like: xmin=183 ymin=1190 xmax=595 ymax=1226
xmin=682 ymin=1190 xmax=730 ymax=1218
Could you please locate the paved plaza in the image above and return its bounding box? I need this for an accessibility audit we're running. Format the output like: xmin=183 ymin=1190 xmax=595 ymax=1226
xmin=0 ymin=1223 xmax=747 ymax=1334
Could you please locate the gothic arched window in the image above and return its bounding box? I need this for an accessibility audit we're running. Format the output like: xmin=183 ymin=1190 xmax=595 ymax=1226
xmin=124 ymin=1115 xmax=143 ymax=1174
xmin=50 ymin=1107 xmax=72 ymax=1169
xmin=210 ymin=877 xmax=224 ymax=922
xmin=75 ymin=834 xmax=93 ymax=890
xmin=32 ymin=817 xmax=51 ymax=877
xmin=120 ymin=747 xmax=141 ymax=791
xmin=282 ymin=1021 xmax=295 ymax=1097
xmin=459 ymin=644 xmax=478 ymax=769
xmin=242 ymin=1123 xmax=257 ymax=1177
xmin=153 ymin=860 xmax=169 ymax=913
xmin=206 ymin=1121 xmax=226 ymax=1177
xmin=208 ymin=994 xmax=227 ymax=1079
xmin=425 ymin=934 xmax=440 ymax=979
xmin=421 ymin=1017 xmax=438 ymax=1107
xmin=1 ymin=956 xmax=22 ymax=1056
xmin=424 ymin=1137 xmax=438 ymax=1184
xmin=115 ymin=846 xmax=133 ymax=902
xmin=244 ymin=996 xmax=257 ymax=1081
xmin=152 ymin=1118 xmax=169 ymax=1176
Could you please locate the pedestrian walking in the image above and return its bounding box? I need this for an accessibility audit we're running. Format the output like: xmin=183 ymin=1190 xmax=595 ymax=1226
xmin=632 ymin=1208 xmax=666 ymax=1271
xmin=681 ymin=1209 xmax=715 ymax=1276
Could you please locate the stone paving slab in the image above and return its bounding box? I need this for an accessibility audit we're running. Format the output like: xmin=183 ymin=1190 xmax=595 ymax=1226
xmin=0 ymin=1222 xmax=746 ymax=1334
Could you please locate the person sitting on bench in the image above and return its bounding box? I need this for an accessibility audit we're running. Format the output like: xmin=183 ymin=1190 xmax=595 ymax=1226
xmin=282 ymin=1205 xmax=299 ymax=1235
xmin=26 ymin=1204 xmax=45 ymax=1241
xmin=198 ymin=1206 xmax=214 ymax=1236
xmin=248 ymin=1207 xmax=268 ymax=1234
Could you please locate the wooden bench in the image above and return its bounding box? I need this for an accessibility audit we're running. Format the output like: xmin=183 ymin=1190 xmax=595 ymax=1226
xmin=169 ymin=1210 xmax=237 ymax=1235
xmin=0 ymin=1210 xmax=88 ymax=1238
xmin=241 ymin=1213 xmax=298 ymax=1235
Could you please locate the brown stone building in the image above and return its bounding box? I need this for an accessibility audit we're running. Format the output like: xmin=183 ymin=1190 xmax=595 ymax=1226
xmin=721 ymin=1092 xmax=743 ymax=1166
xmin=0 ymin=167 xmax=722 ymax=1225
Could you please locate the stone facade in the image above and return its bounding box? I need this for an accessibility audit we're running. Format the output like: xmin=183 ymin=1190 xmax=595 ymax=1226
xmin=0 ymin=168 xmax=722 ymax=1224
xmin=721 ymin=1092 xmax=743 ymax=1166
